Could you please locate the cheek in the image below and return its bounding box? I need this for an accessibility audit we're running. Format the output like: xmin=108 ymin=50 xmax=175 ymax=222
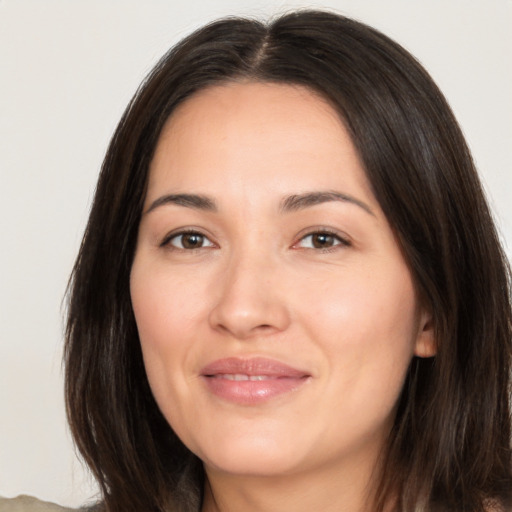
xmin=130 ymin=263 xmax=200 ymax=407
xmin=307 ymin=276 xmax=418 ymax=443
xmin=302 ymin=264 xmax=419 ymax=392
xmin=306 ymin=265 xmax=417 ymax=338
xmin=130 ymin=263 xmax=205 ymax=348
xmin=130 ymin=272 xmax=205 ymax=449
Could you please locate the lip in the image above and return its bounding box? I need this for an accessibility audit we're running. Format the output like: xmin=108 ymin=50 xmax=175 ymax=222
xmin=200 ymin=357 xmax=310 ymax=405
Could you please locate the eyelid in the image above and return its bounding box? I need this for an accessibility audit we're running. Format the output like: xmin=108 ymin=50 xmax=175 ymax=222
xmin=158 ymin=226 xmax=351 ymax=251
xmin=160 ymin=228 xmax=216 ymax=249
xmin=292 ymin=227 xmax=352 ymax=250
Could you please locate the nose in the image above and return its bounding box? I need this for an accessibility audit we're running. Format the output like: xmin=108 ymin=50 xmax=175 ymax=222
xmin=208 ymin=249 xmax=291 ymax=340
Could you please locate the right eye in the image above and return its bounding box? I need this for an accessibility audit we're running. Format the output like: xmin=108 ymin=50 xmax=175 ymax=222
xmin=162 ymin=231 xmax=215 ymax=250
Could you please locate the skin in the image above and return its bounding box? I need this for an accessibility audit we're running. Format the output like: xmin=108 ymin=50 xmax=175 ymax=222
xmin=130 ymin=82 xmax=435 ymax=512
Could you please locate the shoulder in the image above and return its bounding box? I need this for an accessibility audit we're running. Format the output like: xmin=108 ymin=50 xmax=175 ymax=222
xmin=0 ymin=496 xmax=91 ymax=512
xmin=484 ymin=497 xmax=512 ymax=512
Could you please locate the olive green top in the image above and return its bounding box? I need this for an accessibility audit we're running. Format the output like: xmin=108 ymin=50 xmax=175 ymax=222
xmin=0 ymin=496 xmax=89 ymax=512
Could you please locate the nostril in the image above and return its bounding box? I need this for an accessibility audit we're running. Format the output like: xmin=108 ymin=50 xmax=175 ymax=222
xmin=208 ymin=285 xmax=291 ymax=339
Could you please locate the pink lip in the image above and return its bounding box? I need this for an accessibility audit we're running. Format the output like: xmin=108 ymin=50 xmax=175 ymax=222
xmin=200 ymin=357 xmax=310 ymax=405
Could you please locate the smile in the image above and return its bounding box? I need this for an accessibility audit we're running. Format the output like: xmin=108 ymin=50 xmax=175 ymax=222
xmin=200 ymin=357 xmax=310 ymax=405
xmin=216 ymin=374 xmax=277 ymax=381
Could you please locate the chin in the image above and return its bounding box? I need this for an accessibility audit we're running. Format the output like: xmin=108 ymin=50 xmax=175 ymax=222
xmin=203 ymin=449 xmax=302 ymax=477
xmin=191 ymin=429 xmax=308 ymax=477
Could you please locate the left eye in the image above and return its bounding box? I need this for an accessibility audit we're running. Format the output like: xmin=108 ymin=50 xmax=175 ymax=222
xmin=296 ymin=232 xmax=349 ymax=249
xmin=166 ymin=232 xmax=215 ymax=250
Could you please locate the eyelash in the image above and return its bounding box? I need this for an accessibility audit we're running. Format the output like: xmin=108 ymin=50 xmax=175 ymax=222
xmin=160 ymin=228 xmax=351 ymax=252
xmin=293 ymin=228 xmax=351 ymax=252
xmin=160 ymin=230 xmax=215 ymax=250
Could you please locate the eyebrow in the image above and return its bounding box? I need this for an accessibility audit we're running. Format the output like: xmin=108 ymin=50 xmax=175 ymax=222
xmin=144 ymin=190 xmax=374 ymax=216
xmin=145 ymin=193 xmax=217 ymax=214
xmin=280 ymin=191 xmax=375 ymax=216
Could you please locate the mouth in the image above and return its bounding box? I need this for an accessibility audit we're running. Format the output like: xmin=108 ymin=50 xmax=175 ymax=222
xmin=213 ymin=374 xmax=281 ymax=381
xmin=200 ymin=357 xmax=310 ymax=405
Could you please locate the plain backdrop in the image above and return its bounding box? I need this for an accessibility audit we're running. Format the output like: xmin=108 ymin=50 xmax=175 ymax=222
xmin=1 ymin=0 xmax=511 ymax=507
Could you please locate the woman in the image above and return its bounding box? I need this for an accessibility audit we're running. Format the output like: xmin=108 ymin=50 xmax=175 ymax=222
xmin=5 ymin=9 xmax=511 ymax=512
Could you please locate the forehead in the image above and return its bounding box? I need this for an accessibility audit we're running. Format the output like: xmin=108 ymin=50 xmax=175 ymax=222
xmin=146 ymin=81 xmax=376 ymax=209
xmin=166 ymin=81 xmax=340 ymax=128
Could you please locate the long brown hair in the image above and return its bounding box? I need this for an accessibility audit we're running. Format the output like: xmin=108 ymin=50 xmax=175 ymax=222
xmin=65 ymin=10 xmax=512 ymax=511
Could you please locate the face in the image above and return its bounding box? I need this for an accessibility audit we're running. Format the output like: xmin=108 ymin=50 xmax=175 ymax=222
xmin=130 ymin=82 xmax=434 ymax=481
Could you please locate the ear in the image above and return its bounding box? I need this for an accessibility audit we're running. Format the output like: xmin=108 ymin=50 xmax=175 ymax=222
xmin=413 ymin=309 xmax=436 ymax=358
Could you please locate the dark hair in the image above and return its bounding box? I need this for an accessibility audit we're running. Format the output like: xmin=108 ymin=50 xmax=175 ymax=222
xmin=65 ymin=10 xmax=512 ymax=512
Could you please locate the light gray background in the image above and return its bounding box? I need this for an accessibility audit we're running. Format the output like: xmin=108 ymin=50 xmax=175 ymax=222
xmin=1 ymin=0 xmax=511 ymax=507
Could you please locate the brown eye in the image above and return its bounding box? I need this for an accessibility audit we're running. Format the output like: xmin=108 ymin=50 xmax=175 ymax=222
xmin=297 ymin=231 xmax=349 ymax=250
xmin=167 ymin=232 xmax=214 ymax=250
xmin=311 ymin=233 xmax=336 ymax=248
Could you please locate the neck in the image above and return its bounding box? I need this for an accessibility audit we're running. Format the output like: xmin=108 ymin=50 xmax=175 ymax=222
xmin=201 ymin=455 xmax=384 ymax=512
